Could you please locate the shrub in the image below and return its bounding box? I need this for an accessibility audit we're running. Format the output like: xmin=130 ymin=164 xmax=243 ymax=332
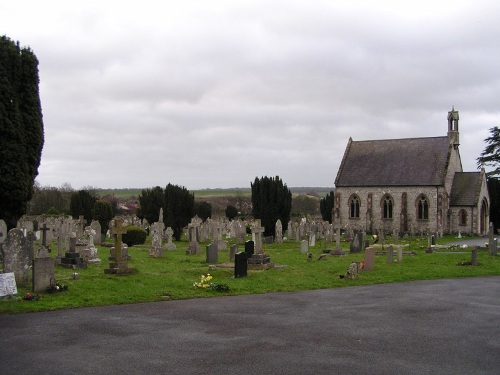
xmin=122 ymin=226 xmax=147 ymax=247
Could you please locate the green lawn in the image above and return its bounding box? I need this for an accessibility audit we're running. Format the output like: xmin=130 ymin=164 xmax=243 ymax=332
xmin=1 ymin=235 xmax=499 ymax=314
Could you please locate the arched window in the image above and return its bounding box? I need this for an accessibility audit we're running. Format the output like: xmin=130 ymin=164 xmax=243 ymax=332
xmin=459 ymin=209 xmax=467 ymax=226
xmin=417 ymin=195 xmax=429 ymax=220
xmin=383 ymin=195 xmax=393 ymax=219
xmin=349 ymin=195 xmax=360 ymax=218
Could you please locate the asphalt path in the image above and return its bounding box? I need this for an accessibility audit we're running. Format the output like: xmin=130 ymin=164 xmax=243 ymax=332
xmin=1 ymin=276 xmax=499 ymax=375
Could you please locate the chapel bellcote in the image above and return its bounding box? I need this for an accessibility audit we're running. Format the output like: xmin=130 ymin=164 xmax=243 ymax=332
xmin=447 ymin=106 xmax=459 ymax=148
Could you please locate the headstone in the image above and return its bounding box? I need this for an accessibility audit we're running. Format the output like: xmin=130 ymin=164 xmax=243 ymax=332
xmin=149 ymin=222 xmax=164 ymax=258
xmin=491 ymin=238 xmax=498 ymax=256
xmin=275 ymin=219 xmax=283 ymax=244
xmin=251 ymin=221 xmax=265 ymax=252
xmin=397 ymin=246 xmax=403 ymax=262
xmin=488 ymin=223 xmax=496 ymax=255
xmin=165 ymin=227 xmax=176 ymax=250
xmin=186 ymin=219 xmax=201 ymax=255
xmin=350 ymin=231 xmax=363 ymax=253
xmin=59 ymin=235 xmax=87 ymax=269
xmin=32 ymin=256 xmax=55 ymax=293
xmin=347 ymin=261 xmax=359 ymax=279
xmin=206 ymin=243 xmax=218 ymax=264
xmin=3 ymin=229 xmax=34 ymax=286
xmin=309 ymin=232 xmax=316 ymax=247
xmin=364 ymin=247 xmax=375 ymax=271
xmin=387 ymin=246 xmax=393 ymax=264
xmin=471 ymin=247 xmax=479 ymax=266
xmin=0 ymin=273 xmax=18 ymax=297
xmin=105 ymin=218 xmax=133 ymax=274
xmin=244 ymin=240 xmax=254 ymax=258
xmin=234 ymin=252 xmax=248 ymax=278
xmin=90 ymin=220 xmax=102 ymax=245
xmin=229 ymin=244 xmax=237 ymax=262
xmin=300 ymin=240 xmax=309 ymax=254
xmin=0 ymin=219 xmax=7 ymax=261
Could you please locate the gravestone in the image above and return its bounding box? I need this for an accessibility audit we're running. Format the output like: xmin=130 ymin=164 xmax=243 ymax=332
xmin=149 ymin=222 xmax=164 ymax=258
xmin=186 ymin=219 xmax=201 ymax=255
xmin=309 ymin=231 xmax=316 ymax=247
xmin=471 ymin=247 xmax=479 ymax=266
xmin=165 ymin=227 xmax=176 ymax=250
xmin=397 ymin=246 xmax=403 ymax=262
xmin=488 ymin=223 xmax=497 ymax=255
xmin=32 ymin=256 xmax=55 ymax=293
xmin=234 ymin=252 xmax=248 ymax=278
xmin=0 ymin=273 xmax=17 ymax=297
xmin=350 ymin=231 xmax=363 ymax=253
xmin=491 ymin=238 xmax=498 ymax=256
xmin=60 ymin=236 xmax=87 ymax=269
xmin=105 ymin=218 xmax=133 ymax=275
xmin=347 ymin=261 xmax=359 ymax=280
xmin=387 ymin=246 xmax=394 ymax=264
xmin=364 ymin=247 xmax=375 ymax=271
xmin=0 ymin=219 xmax=7 ymax=260
xmin=90 ymin=220 xmax=102 ymax=245
xmin=275 ymin=219 xmax=283 ymax=244
xmin=245 ymin=240 xmax=255 ymax=258
xmin=300 ymin=240 xmax=309 ymax=254
xmin=229 ymin=244 xmax=237 ymax=262
xmin=251 ymin=222 xmax=265 ymax=252
xmin=3 ymin=229 xmax=34 ymax=286
xmin=330 ymin=227 xmax=345 ymax=255
xmin=206 ymin=243 xmax=218 ymax=264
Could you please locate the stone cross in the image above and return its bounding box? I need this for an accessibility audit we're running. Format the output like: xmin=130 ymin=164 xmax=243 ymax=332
xmin=110 ymin=218 xmax=127 ymax=262
xmin=40 ymin=223 xmax=50 ymax=248
xmin=251 ymin=222 xmax=265 ymax=252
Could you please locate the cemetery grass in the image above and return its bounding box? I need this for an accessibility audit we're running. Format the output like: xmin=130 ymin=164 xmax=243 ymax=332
xmin=1 ymin=235 xmax=499 ymax=314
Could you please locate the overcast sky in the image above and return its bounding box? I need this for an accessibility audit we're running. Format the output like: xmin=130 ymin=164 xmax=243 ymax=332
xmin=2 ymin=0 xmax=499 ymax=190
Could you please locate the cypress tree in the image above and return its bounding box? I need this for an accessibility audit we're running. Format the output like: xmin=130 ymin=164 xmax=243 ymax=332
xmin=0 ymin=36 xmax=44 ymax=229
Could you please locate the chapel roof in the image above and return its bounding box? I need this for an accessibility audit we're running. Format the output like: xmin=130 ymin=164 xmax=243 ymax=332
xmin=335 ymin=136 xmax=452 ymax=187
xmin=449 ymin=172 xmax=483 ymax=206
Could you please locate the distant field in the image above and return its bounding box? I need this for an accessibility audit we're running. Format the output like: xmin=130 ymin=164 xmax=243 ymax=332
xmin=97 ymin=187 xmax=333 ymax=199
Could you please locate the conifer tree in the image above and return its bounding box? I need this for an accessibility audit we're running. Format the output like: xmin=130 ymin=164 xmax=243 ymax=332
xmin=0 ymin=36 xmax=44 ymax=228
xmin=251 ymin=176 xmax=292 ymax=237
xmin=163 ymin=183 xmax=194 ymax=240
xmin=320 ymin=191 xmax=334 ymax=223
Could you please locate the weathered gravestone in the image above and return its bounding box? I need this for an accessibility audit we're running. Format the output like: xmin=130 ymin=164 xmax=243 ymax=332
xmin=3 ymin=229 xmax=35 ymax=286
xmin=206 ymin=243 xmax=218 ymax=264
xmin=186 ymin=219 xmax=201 ymax=255
xmin=364 ymin=247 xmax=375 ymax=271
xmin=149 ymin=222 xmax=164 ymax=258
xmin=229 ymin=244 xmax=238 ymax=262
xmin=488 ymin=223 xmax=497 ymax=255
xmin=275 ymin=219 xmax=283 ymax=244
xmin=350 ymin=231 xmax=363 ymax=253
xmin=0 ymin=219 xmax=7 ymax=259
xmin=105 ymin=218 xmax=133 ymax=275
xmin=251 ymin=222 xmax=265 ymax=252
xmin=234 ymin=252 xmax=248 ymax=278
xmin=165 ymin=227 xmax=176 ymax=250
xmin=330 ymin=227 xmax=345 ymax=256
xmin=90 ymin=220 xmax=102 ymax=245
xmin=387 ymin=246 xmax=394 ymax=264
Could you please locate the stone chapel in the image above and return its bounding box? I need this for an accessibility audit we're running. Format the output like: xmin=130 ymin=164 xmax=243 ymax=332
xmin=333 ymin=107 xmax=490 ymax=236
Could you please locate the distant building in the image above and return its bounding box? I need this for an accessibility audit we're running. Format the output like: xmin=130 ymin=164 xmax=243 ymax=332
xmin=334 ymin=108 xmax=489 ymax=236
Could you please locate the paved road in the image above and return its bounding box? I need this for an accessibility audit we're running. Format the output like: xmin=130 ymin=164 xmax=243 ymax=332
xmin=1 ymin=277 xmax=499 ymax=375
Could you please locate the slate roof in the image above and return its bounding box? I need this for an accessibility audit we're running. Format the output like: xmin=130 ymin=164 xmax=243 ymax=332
xmin=335 ymin=136 xmax=452 ymax=187
xmin=449 ymin=172 xmax=482 ymax=206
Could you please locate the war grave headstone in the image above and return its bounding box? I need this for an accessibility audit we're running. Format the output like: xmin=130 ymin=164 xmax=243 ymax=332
xmin=105 ymin=218 xmax=133 ymax=275
xmin=165 ymin=227 xmax=176 ymax=250
xmin=3 ymin=229 xmax=35 ymax=286
xmin=234 ymin=252 xmax=248 ymax=278
xmin=206 ymin=243 xmax=218 ymax=264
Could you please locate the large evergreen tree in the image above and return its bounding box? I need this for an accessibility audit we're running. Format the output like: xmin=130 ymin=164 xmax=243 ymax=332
xmin=69 ymin=190 xmax=97 ymax=224
xmin=0 ymin=36 xmax=44 ymax=228
xmin=320 ymin=191 xmax=334 ymax=223
xmin=137 ymin=186 xmax=164 ymax=224
xmin=251 ymin=176 xmax=292 ymax=237
xmin=163 ymin=183 xmax=194 ymax=241
xmin=477 ymin=126 xmax=500 ymax=177
xmin=487 ymin=177 xmax=500 ymax=232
